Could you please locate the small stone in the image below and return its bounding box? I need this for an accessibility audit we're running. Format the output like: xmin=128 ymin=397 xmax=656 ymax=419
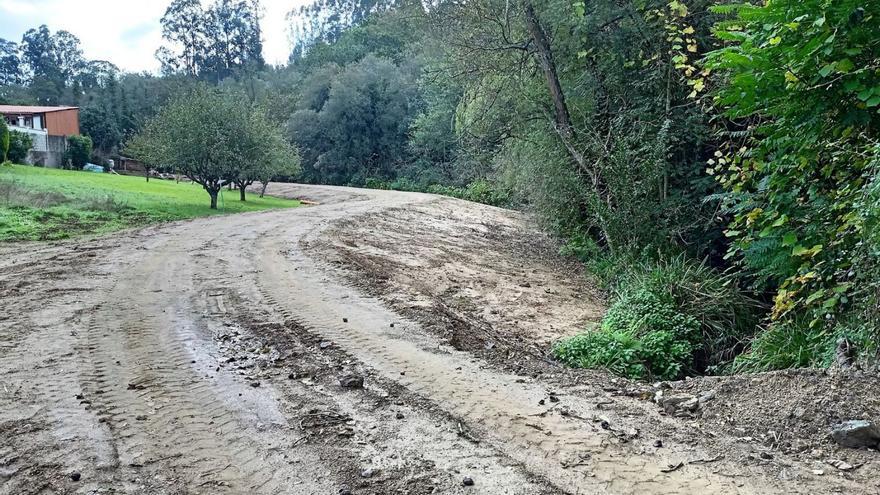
xmin=360 ymin=468 xmax=377 ymax=478
xmin=342 ymin=318 xmax=348 ymax=323
xmin=339 ymin=375 xmax=364 ymax=389
xmin=548 ymin=395 xmax=560 ymax=403
xmin=538 ymin=399 xmax=545 ymax=406
xmin=338 ymin=487 xmax=352 ymax=495
xmin=70 ymin=472 xmax=81 ymax=482
xmin=135 ymin=415 xmax=147 ymax=421
xmin=698 ymin=390 xmax=717 ymax=404
xmin=396 ymin=412 xmax=405 ymax=420
xmin=319 ymin=341 xmax=333 ymax=349
xmin=812 ymin=469 xmax=824 ymax=476
xmin=654 ymin=440 xmax=663 ymax=448
xmin=826 ymin=459 xmax=855 ymax=471
xmin=462 ymin=476 xmax=475 ymax=486
xmin=250 ymin=381 xmax=261 ymax=388
xmin=759 ymin=452 xmax=773 ymax=460
xmin=831 ymin=420 xmax=880 ymax=449
xmin=389 ymin=323 xmax=395 ymax=328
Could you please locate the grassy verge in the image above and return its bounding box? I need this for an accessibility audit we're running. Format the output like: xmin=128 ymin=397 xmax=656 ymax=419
xmin=0 ymin=165 xmax=299 ymax=242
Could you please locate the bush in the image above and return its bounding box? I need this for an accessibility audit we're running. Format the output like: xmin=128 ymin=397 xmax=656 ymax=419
xmin=362 ymin=177 xmax=512 ymax=207
xmin=555 ymin=254 xmax=760 ymax=380
xmin=8 ymin=131 xmax=33 ymax=164
xmin=555 ymin=284 xmax=700 ymax=380
xmin=64 ymin=134 xmax=93 ymax=170
xmin=617 ymin=256 xmax=760 ymax=367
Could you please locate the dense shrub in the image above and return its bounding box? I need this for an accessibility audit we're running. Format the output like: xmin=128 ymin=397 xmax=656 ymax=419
xmin=554 ymin=255 xmax=759 ymax=380
xmin=555 ymin=287 xmax=699 ymax=380
xmin=8 ymin=131 xmax=33 ymax=164
xmin=64 ymin=135 xmax=93 ymax=170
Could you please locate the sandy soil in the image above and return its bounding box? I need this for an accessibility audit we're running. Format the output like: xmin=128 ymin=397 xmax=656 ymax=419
xmin=0 ymin=184 xmax=877 ymax=494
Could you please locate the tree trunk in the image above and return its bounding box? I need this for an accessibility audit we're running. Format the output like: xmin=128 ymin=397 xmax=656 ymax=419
xmin=209 ymin=189 xmax=219 ymax=209
xmin=239 ymin=185 xmax=246 ymax=202
xmin=524 ymin=3 xmax=574 ymax=138
xmin=260 ymin=181 xmax=268 ymax=198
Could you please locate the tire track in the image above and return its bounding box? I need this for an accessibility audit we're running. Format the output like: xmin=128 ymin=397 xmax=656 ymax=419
xmin=77 ymin=238 xmax=318 ymax=493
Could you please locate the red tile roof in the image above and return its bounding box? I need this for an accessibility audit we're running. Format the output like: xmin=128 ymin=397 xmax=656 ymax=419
xmin=0 ymin=105 xmax=79 ymax=114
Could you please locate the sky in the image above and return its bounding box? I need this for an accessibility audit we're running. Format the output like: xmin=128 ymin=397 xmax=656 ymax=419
xmin=0 ymin=0 xmax=308 ymax=73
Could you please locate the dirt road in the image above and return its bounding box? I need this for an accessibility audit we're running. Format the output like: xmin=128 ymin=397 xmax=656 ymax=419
xmin=1 ymin=185 xmax=877 ymax=494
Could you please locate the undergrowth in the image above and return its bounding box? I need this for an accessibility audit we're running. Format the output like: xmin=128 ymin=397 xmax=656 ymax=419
xmin=555 ymin=235 xmax=760 ymax=380
xmin=362 ymin=177 xmax=512 ymax=207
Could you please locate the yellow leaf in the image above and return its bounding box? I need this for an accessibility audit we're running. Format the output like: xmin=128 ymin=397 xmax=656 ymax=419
xmin=687 ymin=44 xmax=698 ymax=53
xmin=683 ymin=26 xmax=695 ymax=35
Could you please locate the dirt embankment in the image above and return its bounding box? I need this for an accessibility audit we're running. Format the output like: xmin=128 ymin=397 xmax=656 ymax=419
xmin=1 ymin=183 xmax=878 ymax=494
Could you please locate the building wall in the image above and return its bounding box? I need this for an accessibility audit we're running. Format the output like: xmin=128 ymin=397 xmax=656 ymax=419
xmin=45 ymin=109 xmax=80 ymax=136
xmin=27 ymin=136 xmax=67 ymax=168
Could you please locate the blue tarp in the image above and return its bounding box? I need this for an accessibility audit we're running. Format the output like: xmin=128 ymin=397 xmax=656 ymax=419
xmin=83 ymin=163 xmax=104 ymax=173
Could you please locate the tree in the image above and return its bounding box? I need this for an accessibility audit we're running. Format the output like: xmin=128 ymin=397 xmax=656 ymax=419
xmin=429 ymin=0 xmax=718 ymax=253
xmin=203 ymin=0 xmax=264 ymax=81
xmin=158 ymin=0 xmax=264 ymax=81
xmin=128 ymin=86 xmax=289 ymax=208
xmin=81 ymin=105 xmax=122 ymax=154
xmin=290 ymin=0 xmax=403 ymax=59
xmin=0 ymin=39 xmax=21 ymax=86
xmin=287 ymin=54 xmax=418 ymax=184
xmin=158 ymin=0 xmax=208 ymax=76
xmin=65 ymin=134 xmax=93 ymax=169
xmin=231 ymin=105 xmax=299 ymax=201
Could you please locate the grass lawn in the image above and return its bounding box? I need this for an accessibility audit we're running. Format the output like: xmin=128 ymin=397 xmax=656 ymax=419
xmin=0 ymin=164 xmax=300 ymax=242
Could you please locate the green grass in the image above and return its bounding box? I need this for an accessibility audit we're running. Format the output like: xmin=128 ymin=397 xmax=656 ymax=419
xmin=0 ymin=164 xmax=299 ymax=241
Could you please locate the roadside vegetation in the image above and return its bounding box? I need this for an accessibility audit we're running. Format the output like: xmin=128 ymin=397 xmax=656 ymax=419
xmin=1 ymin=0 xmax=878 ymax=378
xmin=0 ymin=165 xmax=299 ymax=241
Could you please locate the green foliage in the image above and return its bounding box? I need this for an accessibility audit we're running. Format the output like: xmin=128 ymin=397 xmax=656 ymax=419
xmin=555 ymin=254 xmax=758 ymax=379
xmin=617 ymin=255 xmax=759 ymax=364
xmin=64 ymin=134 xmax=93 ymax=169
xmin=7 ymin=131 xmax=32 ymax=164
xmin=706 ymin=0 xmax=880 ymax=324
xmin=80 ymin=105 xmax=122 ymax=153
xmin=0 ymin=119 xmax=9 ymax=162
xmin=288 ymin=54 xmax=419 ymax=185
xmin=127 ymin=86 xmax=283 ymax=208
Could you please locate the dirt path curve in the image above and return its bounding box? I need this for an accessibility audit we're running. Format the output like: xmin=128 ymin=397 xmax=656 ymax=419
xmin=0 ymin=185 xmax=872 ymax=494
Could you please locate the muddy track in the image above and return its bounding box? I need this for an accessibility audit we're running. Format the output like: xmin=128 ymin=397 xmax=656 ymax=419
xmin=1 ymin=184 xmax=874 ymax=494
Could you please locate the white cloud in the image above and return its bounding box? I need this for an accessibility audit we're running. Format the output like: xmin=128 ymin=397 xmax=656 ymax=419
xmin=0 ymin=0 xmax=308 ymax=73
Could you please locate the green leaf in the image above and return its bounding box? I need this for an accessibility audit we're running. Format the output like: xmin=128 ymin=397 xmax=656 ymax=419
xmin=867 ymin=95 xmax=880 ymax=108
xmin=782 ymin=232 xmax=797 ymax=246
